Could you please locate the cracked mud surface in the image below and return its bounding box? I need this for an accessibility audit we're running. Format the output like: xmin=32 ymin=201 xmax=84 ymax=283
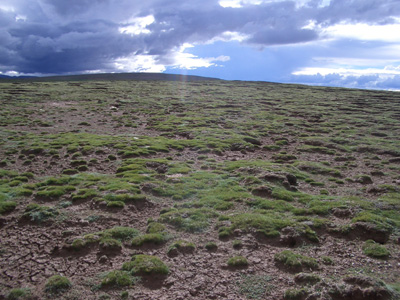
xmin=0 ymin=79 xmax=399 ymax=299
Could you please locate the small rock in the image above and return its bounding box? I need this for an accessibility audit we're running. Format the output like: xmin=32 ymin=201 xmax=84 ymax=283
xmin=233 ymin=229 xmax=242 ymax=236
xmin=98 ymin=255 xmax=108 ymax=264
xmin=332 ymin=208 xmax=352 ymax=218
xmin=251 ymin=186 xmax=272 ymax=197
xmin=286 ymin=174 xmax=297 ymax=186
xmin=389 ymin=157 xmax=400 ymax=163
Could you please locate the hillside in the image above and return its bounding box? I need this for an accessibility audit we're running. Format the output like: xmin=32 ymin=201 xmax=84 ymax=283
xmin=0 ymin=72 xmax=220 ymax=82
xmin=0 ymin=79 xmax=399 ymax=300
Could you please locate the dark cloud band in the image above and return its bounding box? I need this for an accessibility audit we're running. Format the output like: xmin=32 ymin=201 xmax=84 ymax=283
xmin=0 ymin=0 xmax=399 ymax=75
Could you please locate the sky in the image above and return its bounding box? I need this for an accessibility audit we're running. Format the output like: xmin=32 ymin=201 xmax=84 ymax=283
xmin=1 ymin=0 xmax=400 ymax=90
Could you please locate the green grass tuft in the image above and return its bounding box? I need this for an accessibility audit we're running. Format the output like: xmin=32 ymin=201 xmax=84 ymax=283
xmin=128 ymin=255 xmax=169 ymax=275
xmin=44 ymin=275 xmax=72 ymax=294
xmin=362 ymin=240 xmax=390 ymax=258
xmin=227 ymin=256 xmax=249 ymax=267
xmin=274 ymin=250 xmax=318 ymax=271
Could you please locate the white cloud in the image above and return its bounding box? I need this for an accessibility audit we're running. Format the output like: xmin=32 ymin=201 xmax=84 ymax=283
xmin=169 ymin=43 xmax=230 ymax=69
xmin=119 ymin=15 xmax=155 ymax=35
xmin=171 ymin=53 xmax=230 ymax=69
xmin=0 ymin=5 xmax=15 ymax=12
xmin=219 ymin=0 xmax=262 ymax=8
xmin=323 ymin=22 xmax=400 ymax=42
xmin=114 ymin=54 xmax=166 ymax=73
xmin=206 ymin=31 xmax=249 ymax=44
xmin=219 ymin=0 xmax=331 ymax=8
xmin=293 ymin=67 xmax=400 ymax=78
xmin=113 ymin=43 xmax=230 ymax=72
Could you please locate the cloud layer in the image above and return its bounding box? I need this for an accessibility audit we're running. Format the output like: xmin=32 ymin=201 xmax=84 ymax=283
xmin=1 ymin=0 xmax=400 ymax=89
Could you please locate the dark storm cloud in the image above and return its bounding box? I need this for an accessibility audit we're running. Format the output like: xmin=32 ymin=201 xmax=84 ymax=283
xmin=0 ymin=0 xmax=399 ymax=74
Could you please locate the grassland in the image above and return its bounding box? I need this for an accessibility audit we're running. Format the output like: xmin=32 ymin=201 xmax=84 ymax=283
xmin=0 ymin=78 xmax=399 ymax=299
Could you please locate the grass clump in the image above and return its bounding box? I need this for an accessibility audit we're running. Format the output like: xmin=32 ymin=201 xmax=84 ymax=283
xmin=232 ymin=240 xmax=243 ymax=249
xmin=352 ymin=211 xmax=396 ymax=232
xmin=227 ymin=256 xmax=248 ymax=267
xmin=146 ymin=222 xmax=167 ymax=234
xmin=160 ymin=208 xmax=218 ymax=233
xmin=321 ymin=256 xmax=334 ymax=265
xmin=271 ymin=188 xmax=295 ymax=202
xmin=220 ymin=213 xmax=292 ymax=238
xmin=99 ymin=238 xmax=122 ymax=251
xmin=6 ymin=288 xmax=32 ymax=300
xmin=205 ymin=241 xmax=218 ymax=251
xmin=44 ymin=275 xmax=72 ymax=295
xmin=106 ymin=201 xmax=125 ymax=208
xmin=126 ymin=255 xmax=169 ymax=275
xmin=0 ymin=201 xmax=17 ymax=214
xmin=274 ymin=250 xmax=318 ymax=271
xmin=102 ymin=226 xmax=140 ymax=241
xmin=362 ymin=240 xmax=390 ymax=258
xmin=168 ymin=240 xmax=196 ymax=256
xmin=101 ymin=270 xmax=135 ymax=287
xmin=70 ymin=226 xmax=139 ymax=251
xmin=23 ymin=203 xmax=58 ymax=223
xmin=71 ymin=188 xmax=98 ymax=202
xmin=284 ymin=288 xmax=308 ymax=300
xmin=131 ymin=233 xmax=166 ymax=246
xmin=103 ymin=193 xmax=146 ymax=204
xmin=237 ymin=274 xmax=271 ymax=299
xmin=132 ymin=221 xmax=169 ymax=246
xmin=294 ymin=273 xmax=321 ymax=285
xmin=36 ymin=185 xmax=76 ymax=200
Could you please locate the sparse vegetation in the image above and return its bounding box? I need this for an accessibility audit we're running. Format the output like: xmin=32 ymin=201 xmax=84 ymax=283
xmin=284 ymin=288 xmax=308 ymax=300
xmin=236 ymin=274 xmax=272 ymax=299
xmin=0 ymin=78 xmax=399 ymax=299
